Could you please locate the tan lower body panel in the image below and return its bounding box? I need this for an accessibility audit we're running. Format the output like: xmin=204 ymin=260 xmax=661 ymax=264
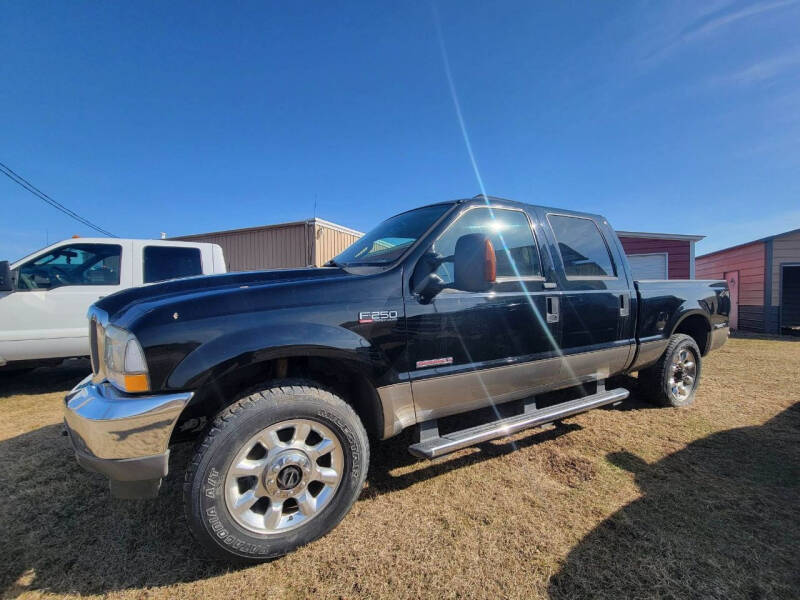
xmin=629 ymin=338 xmax=670 ymax=372
xmin=377 ymin=345 xmax=632 ymax=437
xmin=377 ymin=382 xmax=417 ymax=439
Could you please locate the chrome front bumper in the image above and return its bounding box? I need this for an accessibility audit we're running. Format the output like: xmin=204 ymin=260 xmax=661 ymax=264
xmin=64 ymin=375 xmax=193 ymax=498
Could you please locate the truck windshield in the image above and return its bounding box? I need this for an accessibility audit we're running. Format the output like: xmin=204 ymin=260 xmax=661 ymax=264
xmin=332 ymin=204 xmax=453 ymax=267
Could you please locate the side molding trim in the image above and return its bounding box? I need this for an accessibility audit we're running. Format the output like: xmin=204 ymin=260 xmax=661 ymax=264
xmin=379 ymin=346 xmax=637 ymax=439
xmin=410 ymin=345 xmax=631 ymax=423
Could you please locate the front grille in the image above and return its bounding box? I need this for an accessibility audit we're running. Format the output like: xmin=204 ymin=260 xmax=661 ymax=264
xmin=87 ymin=306 xmax=110 ymax=383
xmin=89 ymin=317 xmax=106 ymax=381
xmin=89 ymin=318 xmax=99 ymax=375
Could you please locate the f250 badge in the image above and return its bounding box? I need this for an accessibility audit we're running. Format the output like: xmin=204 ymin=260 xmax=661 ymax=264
xmin=359 ymin=310 xmax=398 ymax=324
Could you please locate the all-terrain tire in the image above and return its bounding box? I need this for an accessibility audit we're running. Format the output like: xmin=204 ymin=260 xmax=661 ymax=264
xmin=183 ymin=380 xmax=369 ymax=562
xmin=638 ymin=334 xmax=702 ymax=408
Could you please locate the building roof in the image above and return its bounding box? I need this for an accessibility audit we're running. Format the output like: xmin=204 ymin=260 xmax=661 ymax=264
xmin=312 ymin=218 xmax=364 ymax=237
xmin=174 ymin=218 xmax=364 ymax=240
xmin=696 ymin=226 xmax=800 ymax=259
xmin=616 ymin=230 xmax=705 ymax=242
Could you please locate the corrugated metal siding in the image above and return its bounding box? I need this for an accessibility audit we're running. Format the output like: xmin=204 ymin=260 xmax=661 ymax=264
xmin=618 ymin=237 xmax=691 ymax=279
xmin=174 ymin=223 xmax=310 ymax=271
xmin=313 ymin=224 xmax=361 ymax=266
xmin=173 ymin=219 xmax=362 ymax=271
xmin=696 ymin=241 xmax=766 ymax=306
xmin=739 ymin=306 xmax=766 ymax=331
xmin=772 ymin=230 xmax=800 ymax=305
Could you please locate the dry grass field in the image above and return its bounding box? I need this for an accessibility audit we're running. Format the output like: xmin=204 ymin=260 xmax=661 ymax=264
xmin=1 ymin=337 xmax=798 ymax=600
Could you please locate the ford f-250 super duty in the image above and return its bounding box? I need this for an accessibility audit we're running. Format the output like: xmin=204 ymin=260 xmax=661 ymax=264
xmin=64 ymin=196 xmax=729 ymax=561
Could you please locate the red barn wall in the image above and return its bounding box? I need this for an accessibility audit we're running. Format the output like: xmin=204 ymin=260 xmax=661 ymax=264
xmin=695 ymin=241 xmax=766 ymax=331
xmin=618 ymin=237 xmax=691 ymax=279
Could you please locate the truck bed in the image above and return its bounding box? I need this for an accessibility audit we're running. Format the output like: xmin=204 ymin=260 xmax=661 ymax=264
xmin=634 ymin=278 xmax=729 ymax=353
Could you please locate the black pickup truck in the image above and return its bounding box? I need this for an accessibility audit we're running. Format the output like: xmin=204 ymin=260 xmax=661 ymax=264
xmin=64 ymin=196 xmax=729 ymax=560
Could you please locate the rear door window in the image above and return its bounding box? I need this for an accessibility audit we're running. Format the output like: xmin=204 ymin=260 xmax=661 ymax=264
xmin=143 ymin=246 xmax=202 ymax=283
xmin=548 ymin=214 xmax=616 ymax=278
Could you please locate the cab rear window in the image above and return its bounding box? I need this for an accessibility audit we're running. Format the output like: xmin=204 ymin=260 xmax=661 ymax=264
xmin=143 ymin=246 xmax=202 ymax=283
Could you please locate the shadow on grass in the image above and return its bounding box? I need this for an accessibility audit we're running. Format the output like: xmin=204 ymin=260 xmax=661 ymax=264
xmin=548 ymin=403 xmax=800 ymax=599
xmin=363 ymin=376 xmax=672 ymax=497
xmin=0 ymin=359 xmax=91 ymax=399
xmin=0 ymin=428 xmax=234 ymax=597
xmin=365 ymin=421 xmax=583 ymax=497
xmin=0 ymin=412 xmax=583 ymax=595
xmin=605 ymin=373 xmax=666 ymax=412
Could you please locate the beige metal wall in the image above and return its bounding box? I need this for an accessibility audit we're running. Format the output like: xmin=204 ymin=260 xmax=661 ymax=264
xmin=772 ymin=230 xmax=800 ymax=305
xmin=173 ymin=219 xmax=361 ymax=271
xmin=174 ymin=222 xmax=312 ymax=271
xmin=313 ymin=222 xmax=362 ymax=266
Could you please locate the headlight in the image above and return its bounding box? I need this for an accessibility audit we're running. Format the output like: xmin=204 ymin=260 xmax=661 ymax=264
xmin=103 ymin=325 xmax=150 ymax=393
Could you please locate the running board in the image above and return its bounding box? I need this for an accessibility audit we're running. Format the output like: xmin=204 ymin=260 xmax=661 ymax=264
xmin=408 ymin=387 xmax=629 ymax=459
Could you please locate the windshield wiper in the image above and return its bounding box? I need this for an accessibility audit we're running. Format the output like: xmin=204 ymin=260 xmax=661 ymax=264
xmin=340 ymin=260 xmax=393 ymax=266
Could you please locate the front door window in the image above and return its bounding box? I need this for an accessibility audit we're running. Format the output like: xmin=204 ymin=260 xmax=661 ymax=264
xmin=16 ymin=244 xmax=122 ymax=290
xmin=425 ymin=207 xmax=543 ymax=290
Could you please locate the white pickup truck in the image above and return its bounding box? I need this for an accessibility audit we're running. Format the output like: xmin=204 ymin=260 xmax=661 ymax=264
xmin=0 ymin=237 xmax=226 ymax=371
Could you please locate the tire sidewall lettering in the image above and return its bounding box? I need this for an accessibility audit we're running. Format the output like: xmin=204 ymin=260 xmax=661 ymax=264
xmin=196 ymin=399 xmax=364 ymax=558
xmin=316 ymin=408 xmax=361 ymax=481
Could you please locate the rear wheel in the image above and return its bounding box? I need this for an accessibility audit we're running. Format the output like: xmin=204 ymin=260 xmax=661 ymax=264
xmin=184 ymin=381 xmax=369 ymax=561
xmin=639 ymin=334 xmax=701 ymax=407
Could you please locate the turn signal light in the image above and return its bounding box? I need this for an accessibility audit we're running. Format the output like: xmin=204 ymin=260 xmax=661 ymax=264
xmin=123 ymin=373 xmax=150 ymax=393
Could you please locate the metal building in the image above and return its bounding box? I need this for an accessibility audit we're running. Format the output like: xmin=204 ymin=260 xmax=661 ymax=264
xmin=616 ymin=230 xmax=705 ymax=280
xmin=173 ymin=218 xmax=362 ymax=271
xmin=696 ymin=227 xmax=800 ymax=334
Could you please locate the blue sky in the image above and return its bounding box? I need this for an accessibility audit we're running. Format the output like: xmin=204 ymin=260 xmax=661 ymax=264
xmin=2 ymin=0 xmax=799 ymax=261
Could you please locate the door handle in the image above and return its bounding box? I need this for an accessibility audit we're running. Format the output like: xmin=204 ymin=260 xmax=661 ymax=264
xmin=546 ymin=296 xmax=559 ymax=323
xmin=619 ymin=294 xmax=629 ymax=317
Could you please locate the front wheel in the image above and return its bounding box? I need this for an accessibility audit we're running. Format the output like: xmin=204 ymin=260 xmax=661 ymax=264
xmin=638 ymin=334 xmax=702 ymax=407
xmin=184 ymin=381 xmax=369 ymax=561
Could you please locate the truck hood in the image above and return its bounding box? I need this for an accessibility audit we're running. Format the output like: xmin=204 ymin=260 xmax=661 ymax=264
xmin=95 ymin=267 xmax=351 ymax=321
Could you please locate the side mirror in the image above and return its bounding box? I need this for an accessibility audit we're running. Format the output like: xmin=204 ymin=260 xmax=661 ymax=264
xmin=0 ymin=261 xmax=12 ymax=292
xmin=413 ymin=272 xmax=444 ymax=302
xmin=454 ymin=234 xmax=496 ymax=292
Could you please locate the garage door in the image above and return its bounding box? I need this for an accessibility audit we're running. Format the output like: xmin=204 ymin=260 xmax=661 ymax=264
xmin=781 ymin=265 xmax=800 ymax=330
xmin=627 ymin=253 xmax=668 ymax=280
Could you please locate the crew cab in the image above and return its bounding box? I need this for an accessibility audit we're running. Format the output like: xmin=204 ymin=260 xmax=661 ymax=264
xmin=0 ymin=238 xmax=226 ymax=371
xmin=63 ymin=197 xmax=729 ymax=561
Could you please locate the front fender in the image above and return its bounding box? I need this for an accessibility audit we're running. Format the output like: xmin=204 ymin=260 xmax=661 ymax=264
xmin=165 ymin=322 xmax=376 ymax=390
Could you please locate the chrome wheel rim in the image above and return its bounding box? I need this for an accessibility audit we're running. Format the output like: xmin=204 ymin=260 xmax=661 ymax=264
xmin=668 ymin=347 xmax=697 ymax=402
xmin=224 ymin=419 xmax=344 ymax=535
